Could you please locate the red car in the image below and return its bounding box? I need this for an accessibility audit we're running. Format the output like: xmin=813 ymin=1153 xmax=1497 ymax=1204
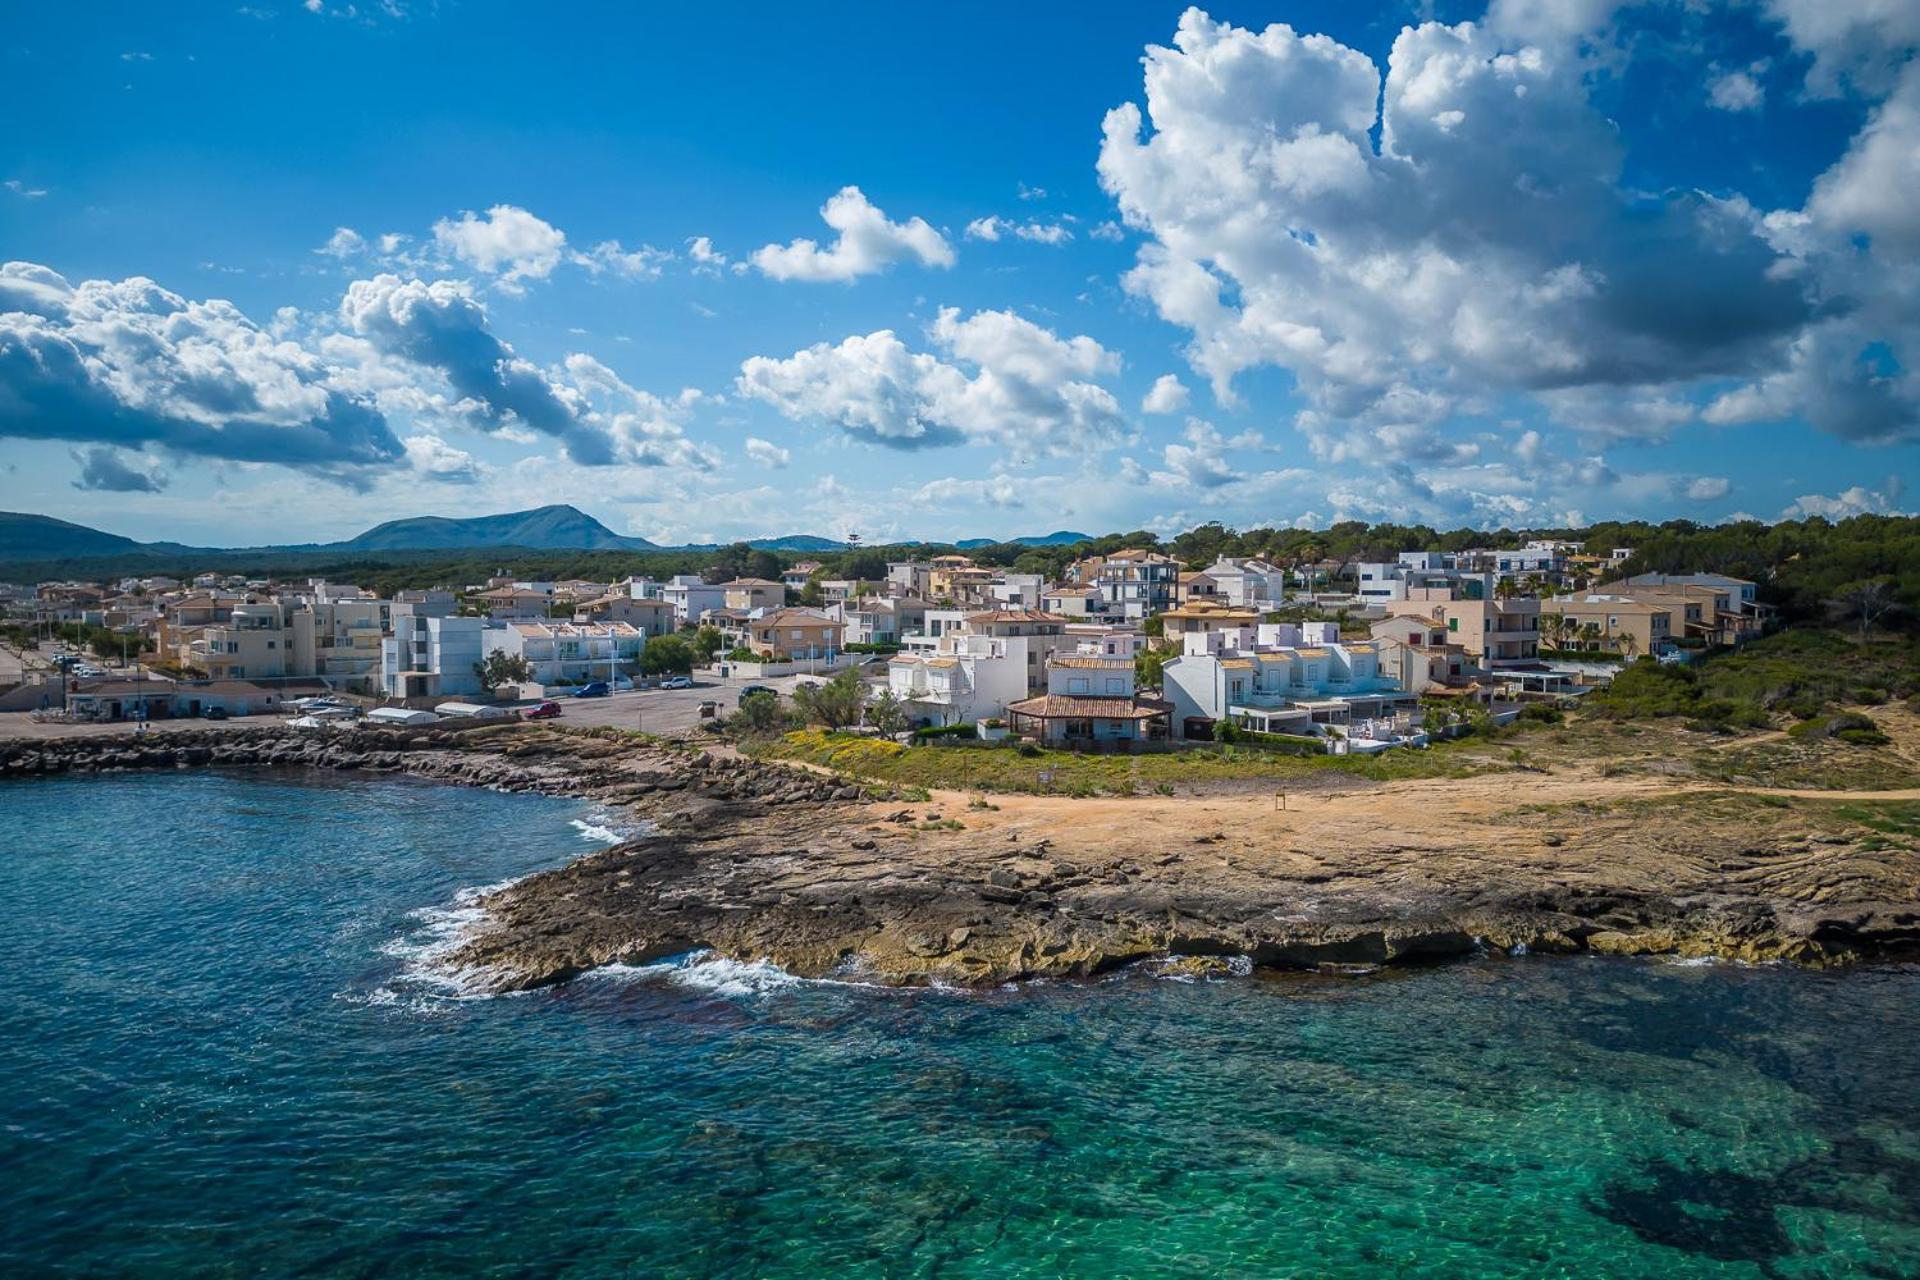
xmin=522 ymin=700 xmax=563 ymax=720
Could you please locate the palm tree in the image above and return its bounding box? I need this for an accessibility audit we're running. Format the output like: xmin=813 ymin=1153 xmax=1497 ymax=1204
xmin=1616 ymin=631 xmax=1640 ymax=661
xmin=1580 ymin=622 xmax=1602 ymax=652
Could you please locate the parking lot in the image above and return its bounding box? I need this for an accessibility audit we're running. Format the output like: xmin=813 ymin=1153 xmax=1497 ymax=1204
xmin=542 ymin=666 xmax=882 ymax=737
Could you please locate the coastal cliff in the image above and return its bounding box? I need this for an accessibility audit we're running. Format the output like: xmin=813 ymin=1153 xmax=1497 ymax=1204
xmin=5 ymin=725 xmax=1918 ymax=985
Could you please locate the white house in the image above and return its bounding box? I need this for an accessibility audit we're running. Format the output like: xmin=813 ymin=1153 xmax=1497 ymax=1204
xmin=1161 ymin=622 xmax=1416 ymax=740
xmin=1006 ymin=653 xmax=1172 ymax=748
xmin=1202 ymin=557 xmax=1286 ymax=609
xmin=886 ymin=633 xmax=1036 ymax=728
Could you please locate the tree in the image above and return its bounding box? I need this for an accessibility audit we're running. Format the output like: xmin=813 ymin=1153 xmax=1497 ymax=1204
xmin=689 ymin=625 xmax=724 ymax=662
xmin=1829 ymin=578 xmax=1900 ymax=642
xmin=473 ymin=650 xmax=533 ymax=692
xmin=792 ymin=667 xmax=867 ymax=729
xmin=731 ymin=688 xmax=796 ymax=737
xmin=1579 ymin=622 xmax=1602 ymax=651
xmin=640 ymin=633 xmax=695 ymax=675
xmin=1135 ymin=644 xmax=1170 ymax=690
xmin=866 ymin=689 xmax=910 ymax=737
xmin=1616 ymin=631 xmax=1640 ymax=661
xmin=747 ymin=550 xmax=783 ymax=582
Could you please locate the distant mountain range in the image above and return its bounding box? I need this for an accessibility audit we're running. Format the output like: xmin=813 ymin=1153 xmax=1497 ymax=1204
xmin=0 ymin=506 xmax=1094 ymax=566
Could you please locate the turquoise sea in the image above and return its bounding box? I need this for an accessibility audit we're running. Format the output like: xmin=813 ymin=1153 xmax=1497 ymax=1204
xmin=2 ymin=770 xmax=1918 ymax=1279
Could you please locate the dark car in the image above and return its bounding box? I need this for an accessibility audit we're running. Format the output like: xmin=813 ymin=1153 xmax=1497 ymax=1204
xmin=202 ymin=706 xmax=229 ymax=720
xmin=572 ymin=682 xmax=610 ymax=698
xmin=737 ymin=684 xmax=778 ymax=702
xmin=523 ymin=700 xmax=563 ymax=719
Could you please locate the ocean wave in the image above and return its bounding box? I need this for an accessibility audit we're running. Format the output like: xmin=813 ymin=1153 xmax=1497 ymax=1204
xmin=570 ymin=811 xmax=649 ymax=844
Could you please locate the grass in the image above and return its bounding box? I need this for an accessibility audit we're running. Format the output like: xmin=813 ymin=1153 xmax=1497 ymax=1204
xmin=753 ymin=729 xmax=1501 ymax=796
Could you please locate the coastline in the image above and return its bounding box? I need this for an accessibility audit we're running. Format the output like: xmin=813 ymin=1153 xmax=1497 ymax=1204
xmin=6 ymin=723 xmax=1919 ymax=988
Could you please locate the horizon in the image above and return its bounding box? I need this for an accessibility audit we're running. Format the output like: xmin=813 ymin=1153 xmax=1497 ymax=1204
xmin=2 ymin=2 xmax=1916 ymax=546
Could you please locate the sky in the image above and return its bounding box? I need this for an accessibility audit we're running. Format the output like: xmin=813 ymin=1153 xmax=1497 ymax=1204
xmin=1 ymin=0 xmax=1916 ymax=548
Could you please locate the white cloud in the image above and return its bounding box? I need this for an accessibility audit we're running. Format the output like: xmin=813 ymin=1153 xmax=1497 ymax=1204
xmin=1096 ymin=8 xmax=1812 ymax=433
xmin=744 ymin=436 xmax=790 ymax=468
xmin=687 ymin=235 xmax=731 ymax=275
xmin=4 ymin=179 xmax=49 ymax=199
xmin=1763 ymin=0 xmax=1920 ymax=98
xmin=1141 ymin=373 xmax=1190 ymax=414
xmin=574 ymin=239 xmax=672 ymax=280
xmin=403 ymin=433 xmax=486 ymax=484
xmin=0 ymin=261 xmax=403 ymax=481
xmin=912 ymin=474 xmax=1024 ymax=507
xmin=737 ymin=306 xmax=1125 ymax=456
xmin=749 ymin=186 xmax=954 ymax=282
xmin=965 ymin=215 xmax=1073 ymax=245
xmin=316 ymin=227 xmax=366 ymax=259
xmin=1708 ymin=69 xmax=1764 ymax=112
xmin=339 ymin=274 xmax=716 ymax=470
xmin=1683 ymin=475 xmax=1730 ymax=501
xmin=1779 ymin=481 xmax=1906 ymax=520
xmin=431 ymin=205 xmax=569 ymax=292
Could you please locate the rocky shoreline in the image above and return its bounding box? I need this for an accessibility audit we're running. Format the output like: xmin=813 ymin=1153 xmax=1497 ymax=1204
xmin=5 ymin=724 xmax=1919 ymax=988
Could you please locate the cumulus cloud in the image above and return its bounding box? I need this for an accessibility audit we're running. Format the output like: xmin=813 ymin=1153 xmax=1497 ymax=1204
xmin=1779 ymin=481 xmax=1907 ymax=520
xmin=431 ymin=205 xmax=569 ymax=293
xmin=0 ymin=261 xmax=404 ymax=479
xmin=1683 ymin=475 xmax=1731 ymax=501
xmin=1141 ymin=373 xmax=1190 ymax=414
xmin=1096 ymin=9 xmax=1813 ymax=427
xmin=339 ymin=274 xmax=715 ymax=470
xmin=1763 ymin=0 xmax=1920 ymax=98
xmin=575 ymin=240 xmax=672 ymax=280
xmin=687 ymin=236 xmax=731 ymax=275
xmin=1155 ymin=420 xmax=1241 ymax=488
xmin=749 ymin=186 xmax=954 ymax=282
xmin=737 ymin=307 xmax=1125 ymax=456
xmin=402 ymin=433 xmax=485 ymax=484
xmin=71 ymin=446 xmax=166 ymax=493
xmin=744 ymin=436 xmax=790 ymax=468
xmin=5 ymin=179 xmax=50 ymax=199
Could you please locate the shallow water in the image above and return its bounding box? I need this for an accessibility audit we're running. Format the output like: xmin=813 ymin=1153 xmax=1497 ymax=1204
xmin=3 ymin=771 xmax=1917 ymax=1278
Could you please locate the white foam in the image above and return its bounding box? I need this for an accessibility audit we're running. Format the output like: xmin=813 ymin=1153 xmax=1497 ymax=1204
xmin=570 ymin=811 xmax=639 ymax=844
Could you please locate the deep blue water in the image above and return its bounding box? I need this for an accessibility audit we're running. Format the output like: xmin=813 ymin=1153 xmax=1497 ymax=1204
xmin=3 ymin=770 xmax=1919 ymax=1279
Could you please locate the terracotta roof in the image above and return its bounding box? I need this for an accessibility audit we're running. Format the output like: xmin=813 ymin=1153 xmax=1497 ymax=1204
xmin=752 ymin=608 xmax=840 ymax=627
xmin=1049 ymin=654 xmax=1132 ymax=669
xmin=725 ymin=578 xmax=785 ymax=588
xmin=964 ymin=609 xmax=1058 ymax=624
xmin=1006 ymin=694 xmax=1173 ymax=720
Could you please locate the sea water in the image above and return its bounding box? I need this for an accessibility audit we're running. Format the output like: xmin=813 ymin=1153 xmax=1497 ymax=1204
xmin=3 ymin=771 xmax=1917 ymax=1278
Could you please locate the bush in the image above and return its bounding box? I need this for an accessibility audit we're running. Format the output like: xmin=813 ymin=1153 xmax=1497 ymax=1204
xmin=1789 ymin=711 xmax=1889 ymax=746
xmin=913 ymin=722 xmax=978 ymax=741
xmin=1517 ymin=703 xmax=1564 ymax=725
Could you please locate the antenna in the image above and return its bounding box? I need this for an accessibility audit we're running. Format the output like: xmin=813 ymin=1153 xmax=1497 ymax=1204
xmin=845 ymin=529 xmax=862 ymax=548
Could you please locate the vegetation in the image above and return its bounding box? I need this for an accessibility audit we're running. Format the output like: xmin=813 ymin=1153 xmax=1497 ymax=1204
xmin=638 ymin=633 xmax=695 ymax=676
xmin=473 ymin=650 xmax=534 ymax=692
xmin=790 ymin=668 xmax=867 ymax=729
xmin=754 ymin=729 xmax=1493 ymax=796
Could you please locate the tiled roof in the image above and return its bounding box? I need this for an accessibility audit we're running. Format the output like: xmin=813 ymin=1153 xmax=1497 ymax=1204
xmin=964 ymin=609 xmax=1057 ymax=624
xmin=1049 ymin=654 xmax=1132 ymax=668
xmin=1006 ymin=694 xmax=1173 ymax=720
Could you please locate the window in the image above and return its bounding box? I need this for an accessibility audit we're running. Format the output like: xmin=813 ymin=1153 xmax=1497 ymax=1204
xmin=1447 ymin=618 xmax=1459 ymax=632
xmin=1104 ymin=678 xmax=1126 ymax=695
xmin=1069 ymin=677 xmax=1089 ymax=694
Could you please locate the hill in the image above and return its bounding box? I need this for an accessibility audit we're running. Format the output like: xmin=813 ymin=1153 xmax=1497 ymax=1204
xmin=337 ymin=504 xmax=660 ymax=552
xmin=0 ymin=512 xmax=176 ymax=560
xmin=955 ymin=530 xmax=1093 ymax=549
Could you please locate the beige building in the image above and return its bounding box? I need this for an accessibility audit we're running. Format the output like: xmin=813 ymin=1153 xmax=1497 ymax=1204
xmin=1386 ymin=594 xmax=1540 ymax=668
xmin=722 ymin=578 xmax=786 ymax=612
xmin=746 ymin=608 xmax=845 ymax=659
xmin=1541 ymin=595 xmax=1673 ymax=656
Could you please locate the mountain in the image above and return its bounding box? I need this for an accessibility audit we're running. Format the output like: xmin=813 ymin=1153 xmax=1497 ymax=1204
xmin=335 ymin=504 xmax=660 ymax=552
xmin=955 ymin=530 xmax=1093 ymax=549
xmin=0 ymin=512 xmax=178 ymax=560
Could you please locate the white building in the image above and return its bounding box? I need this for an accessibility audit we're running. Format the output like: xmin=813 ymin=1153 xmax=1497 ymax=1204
xmin=663 ymin=575 xmax=729 ymax=625
xmin=1201 ymin=557 xmax=1286 ymax=609
xmin=483 ymin=621 xmax=646 ymax=687
xmin=382 ymin=615 xmax=491 ymax=700
xmin=1161 ymin=622 xmax=1416 ymax=740
xmin=1005 ymin=653 xmax=1171 ymax=748
xmin=886 ymin=632 xmax=1042 ymax=728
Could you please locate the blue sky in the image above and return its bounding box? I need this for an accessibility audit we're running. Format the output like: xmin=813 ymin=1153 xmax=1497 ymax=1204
xmin=1 ymin=0 xmax=1915 ymax=546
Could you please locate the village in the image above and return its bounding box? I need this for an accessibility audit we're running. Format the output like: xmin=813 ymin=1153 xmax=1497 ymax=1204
xmin=1 ymin=537 xmax=1773 ymax=755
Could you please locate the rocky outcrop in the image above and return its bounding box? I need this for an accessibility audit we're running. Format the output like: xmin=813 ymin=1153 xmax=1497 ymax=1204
xmin=8 ymin=725 xmax=1920 ymax=988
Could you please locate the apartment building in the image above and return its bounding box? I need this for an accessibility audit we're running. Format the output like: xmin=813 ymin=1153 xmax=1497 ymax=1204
xmin=381 ymin=614 xmax=490 ymax=700
xmin=483 ymin=621 xmax=646 ymax=686
xmin=1385 ymin=594 xmax=1540 ymax=668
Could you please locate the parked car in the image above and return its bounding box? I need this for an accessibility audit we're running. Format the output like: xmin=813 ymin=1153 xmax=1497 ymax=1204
xmin=202 ymin=706 xmax=229 ymax=720
xmin=572 ymin=681 xmax=610 ymax=698
xmin=738 ymin=684 xmax=778 ymax=702
xmin=523 ymin=700 xmax=563 ymax=720
xmin=660 ymin=675 xmax=694 ymax=690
